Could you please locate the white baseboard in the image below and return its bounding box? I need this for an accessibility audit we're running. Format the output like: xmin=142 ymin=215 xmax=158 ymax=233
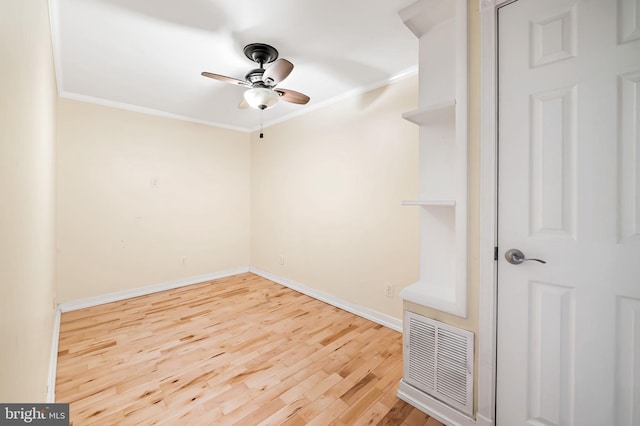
xmin=47 ymin=308 xmax=61 ymax=403
xmin=57 ymin=267 xmax=250 ymax=312
xmin=397 ymin=380 xmax=477 ymax=426
xmin=476 ymin=413 xmax=494 ymax=426
xmin=249 ymin=267 xmax=402 ymax=332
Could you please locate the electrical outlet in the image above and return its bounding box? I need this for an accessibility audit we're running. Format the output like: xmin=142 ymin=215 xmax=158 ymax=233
xmin=180 ymin=256 xmax=187 ymax=265
xmin=384 ymin=283 xmax=394 ymax=298
xmin=279 ymin=255 xmax=285 ymax=266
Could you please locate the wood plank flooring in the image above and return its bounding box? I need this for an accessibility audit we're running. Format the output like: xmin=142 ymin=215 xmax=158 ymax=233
xmin=56 ymin=273 xmax=444 ymax=425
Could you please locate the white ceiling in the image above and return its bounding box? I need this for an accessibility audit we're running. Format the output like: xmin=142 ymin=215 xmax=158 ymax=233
xmin=50 ymin=0 xmax=419 ymax=132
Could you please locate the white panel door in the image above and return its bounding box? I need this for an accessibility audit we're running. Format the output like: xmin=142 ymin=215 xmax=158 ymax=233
xmin=497 ymin=0 xmax=640 ymax=425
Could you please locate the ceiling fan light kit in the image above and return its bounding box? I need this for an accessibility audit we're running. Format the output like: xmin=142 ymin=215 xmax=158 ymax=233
xmin=201 ymin=43 xmax=310 ymax=111
xmin=244 ymin=87 xmax=279 ymax=110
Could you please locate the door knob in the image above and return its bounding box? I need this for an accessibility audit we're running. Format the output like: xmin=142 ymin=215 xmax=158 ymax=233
xmin=504 ymin=248 xmax=546 ymax=265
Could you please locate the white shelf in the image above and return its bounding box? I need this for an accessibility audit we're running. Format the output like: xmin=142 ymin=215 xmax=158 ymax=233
xmin=402 ymin=200 xmax=456 ymax=207
xmin=402 ymin=99 xmax=456 ymax=126
xmin=400 ymin=281 xmax=465 ymax=317
xmin=399 ymin=0 xmax=456 ymax=38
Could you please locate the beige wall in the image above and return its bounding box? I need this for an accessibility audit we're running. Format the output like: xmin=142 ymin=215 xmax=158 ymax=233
xmin=57 ymin=74 xmax=420 ymax=323
xmin=251 ymin=75 xmax=420 ymax=320
xmin=56 ymin=100 xmax=251 ymax=301
xmin=0 ymin=0 xmax=58 ymax=402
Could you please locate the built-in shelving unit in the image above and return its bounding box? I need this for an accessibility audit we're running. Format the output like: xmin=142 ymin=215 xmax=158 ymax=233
xmin=399 ymin=0 xmax=468 ymax=319
xmin=397 ymin=0 xmax=471 ymax=419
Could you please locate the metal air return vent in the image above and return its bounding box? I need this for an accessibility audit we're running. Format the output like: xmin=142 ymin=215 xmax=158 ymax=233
xmin=403 ymin=311 xmax=474 ymax=416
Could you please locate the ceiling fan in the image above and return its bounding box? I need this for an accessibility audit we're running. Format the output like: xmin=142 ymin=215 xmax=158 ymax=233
xmin=201 ymin=43 xmax=310 ymax=110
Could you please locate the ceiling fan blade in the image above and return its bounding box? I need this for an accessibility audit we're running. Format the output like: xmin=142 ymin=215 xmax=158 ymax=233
xmin=262 ymin=59 xmax=294 ymax=86
xmin=238 ymin=98 xmax=249 ymax=109
xmin=275 ymin=88 xmax=310 ymax=105
xmin=201 ymin=72 xmax=250 ymax=87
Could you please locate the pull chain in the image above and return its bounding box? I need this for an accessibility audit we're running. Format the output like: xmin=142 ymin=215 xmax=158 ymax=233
xmin=259 ymin=109 xmax=264 ymax=139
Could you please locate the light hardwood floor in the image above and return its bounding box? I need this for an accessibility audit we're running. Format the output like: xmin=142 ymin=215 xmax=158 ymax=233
xmin=56 ymin=273 xmax=444 ymax=425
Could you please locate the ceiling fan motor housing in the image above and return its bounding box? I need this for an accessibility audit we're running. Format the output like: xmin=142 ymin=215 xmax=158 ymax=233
xmin=245 ymin=69 xmax=266 ymax=85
